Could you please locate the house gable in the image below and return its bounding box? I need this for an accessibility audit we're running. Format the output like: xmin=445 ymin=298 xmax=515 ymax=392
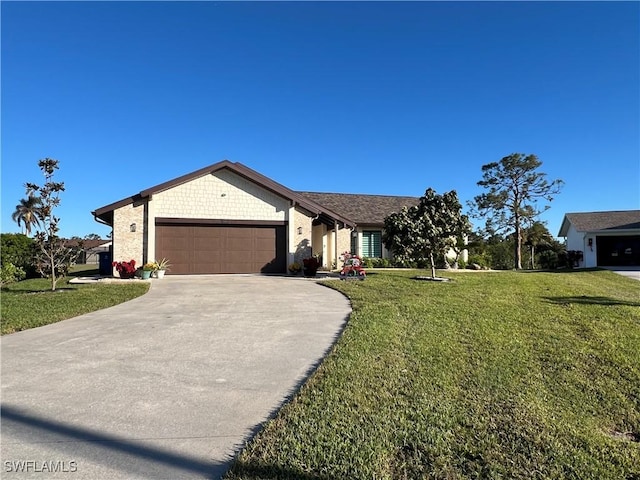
xmin=93 ymin=160 xmax=354 ymax=228
xmin=152 ymin=168 xmax=289 ymax=221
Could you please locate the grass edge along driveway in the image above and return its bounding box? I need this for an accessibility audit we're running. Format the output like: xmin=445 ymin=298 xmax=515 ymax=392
xmin=1 ymin=274 xmax=150 ymax=335
xmin=225 ymin=269 xmax=640 ymax=480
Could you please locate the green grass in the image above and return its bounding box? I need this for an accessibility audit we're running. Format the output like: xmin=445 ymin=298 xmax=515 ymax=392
xmin=1 ymin=269 xmax=149 ymax=335
xmin=226 ymin=269 xmax=640 ymax=480
xmin=69 ymin=263 xmax=101 ymax=276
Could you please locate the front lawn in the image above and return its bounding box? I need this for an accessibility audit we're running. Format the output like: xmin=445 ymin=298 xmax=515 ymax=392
xmin=1 ymin=275 xmax=149 ymax=335
xmin=226 ymin=269 xmax=640 ymax=479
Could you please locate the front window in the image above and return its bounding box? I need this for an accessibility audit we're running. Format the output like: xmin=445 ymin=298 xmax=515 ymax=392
xmin=362 ymin=231 xmax=382 ymax=258
xmin=350 ymin=232 xmax=357 ymax=255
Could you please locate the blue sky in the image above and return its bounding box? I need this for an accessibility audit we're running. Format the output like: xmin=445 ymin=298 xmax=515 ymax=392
xmin=2 ymin=1 xmax=638 ymax=239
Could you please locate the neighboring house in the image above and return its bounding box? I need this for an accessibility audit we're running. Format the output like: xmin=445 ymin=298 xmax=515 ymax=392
xmin=92 ymin=160 xmax=420 ymax=275
xmin=558 ymin=210 xmax=640 ymax=268
xmin=64 ymin=239 xmax=112 ymax=264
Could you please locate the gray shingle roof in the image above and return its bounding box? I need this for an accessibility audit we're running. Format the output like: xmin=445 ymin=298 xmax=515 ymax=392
xmin=559 ymin=210 xmax=640 ymax=236
xmin=298 ymin=192 xmax=420 ymax=226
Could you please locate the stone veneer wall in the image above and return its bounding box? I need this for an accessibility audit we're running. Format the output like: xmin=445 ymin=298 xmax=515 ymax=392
xmin=293 ymin=208 xmax=313 ymax=264
xmin=324 ymin=226 xmax=354 ymax=269
xmin=152 ymin=169 xmax=288 ymax=220
xmin=112 ymin=202 xmax=145 ymax=275
xmin=336 ymin=227 xmax=353 ymax=267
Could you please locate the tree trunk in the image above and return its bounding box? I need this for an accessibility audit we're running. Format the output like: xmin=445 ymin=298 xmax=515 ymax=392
xmin=50 ymin=251 xmax=56 ymax=291
xmin=514 ymin=218 xmax=522 ymax=270
xmin=430 ymin=252 xmax=436 ymax=278
xmin=530 ymin=245 xmax=536 ymax=269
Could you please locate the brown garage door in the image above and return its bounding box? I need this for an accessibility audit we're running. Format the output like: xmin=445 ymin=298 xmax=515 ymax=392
xmin=156 ymin=222 xmax=287 ymax=274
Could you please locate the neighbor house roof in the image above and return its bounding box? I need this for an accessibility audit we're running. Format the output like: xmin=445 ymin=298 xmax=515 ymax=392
xmin=298 ymin=192 xmax=420 ymax=226
xmin=92 ymin=161 xmax=354 ymax=228
xmin=64 ymin=239 xmax=111 ymax=249
xmin=558 ymin=210 xmax=640 ymax=237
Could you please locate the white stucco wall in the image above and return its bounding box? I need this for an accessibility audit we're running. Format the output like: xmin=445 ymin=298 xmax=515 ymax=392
xmin=582 ymin=234 xmax=597 ymax=268
xmin=565 ymin=224 xmax=590 ymax=267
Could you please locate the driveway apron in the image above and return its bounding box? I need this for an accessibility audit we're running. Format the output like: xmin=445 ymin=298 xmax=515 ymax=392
xmin=1 ymin=276 xmax=351 ymax=479
xmin=605 ymin=266 xmax=640 ymax=281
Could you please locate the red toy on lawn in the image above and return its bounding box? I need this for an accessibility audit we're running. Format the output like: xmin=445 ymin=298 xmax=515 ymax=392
xmin=339 ymin=252 xmax=366 ymax=281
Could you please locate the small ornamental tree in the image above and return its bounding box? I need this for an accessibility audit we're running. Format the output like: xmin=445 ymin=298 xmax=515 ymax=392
xmin=25 ymin=158 xmax=82 ymax=291
xmin=383 ymin=188 xmax=470 ymax=279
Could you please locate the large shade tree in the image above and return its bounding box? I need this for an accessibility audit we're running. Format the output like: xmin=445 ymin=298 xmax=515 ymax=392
xmin=471 ymin=153 xmax=563 ymax=270
xmin=383 ymin=188 xmax=470 ymax=278
xmin=11 ymin=196 xmax=42 ymax=237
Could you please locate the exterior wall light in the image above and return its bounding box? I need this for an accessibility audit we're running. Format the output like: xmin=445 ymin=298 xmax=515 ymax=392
xmin=297 ymin=227 xmax=303 ymax=235
xmin=130 ymin=223 xmax=136 ymax=232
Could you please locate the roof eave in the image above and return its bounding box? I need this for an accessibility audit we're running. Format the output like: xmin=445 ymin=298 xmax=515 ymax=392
xmin=558 ymin=215 xmax=571 ymax=237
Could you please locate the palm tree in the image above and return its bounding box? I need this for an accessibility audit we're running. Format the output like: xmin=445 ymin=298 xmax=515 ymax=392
xmin=524 ymin=221 xmax=553 ymax=269
xmin=12 ymin=196 xmax=42 ymax=237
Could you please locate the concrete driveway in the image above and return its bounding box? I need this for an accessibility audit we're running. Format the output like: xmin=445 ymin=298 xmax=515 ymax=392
xmin=1 ymin=276 xmax=351 ymax=479
xmin=605 ymin=266 xmax=640 ymax=281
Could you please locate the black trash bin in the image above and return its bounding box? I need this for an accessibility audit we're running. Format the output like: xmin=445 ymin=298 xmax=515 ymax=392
xmin=98 ymin=251 xmax=112 ymax=276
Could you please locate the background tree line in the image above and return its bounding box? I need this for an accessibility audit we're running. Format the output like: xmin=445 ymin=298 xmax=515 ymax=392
xmin=380 ymin=152 xmax=565 ymax=272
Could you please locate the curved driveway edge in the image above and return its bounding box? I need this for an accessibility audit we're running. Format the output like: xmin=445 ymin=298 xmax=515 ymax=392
xmin=1 ymin=275 xmax=351 ymax=479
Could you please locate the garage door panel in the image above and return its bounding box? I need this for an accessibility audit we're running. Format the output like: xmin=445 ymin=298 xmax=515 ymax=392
xmin=156 ymin=224 xmax=286 ymax=274
xmin=193 ymin=262 xmax=223 ymax=274
xmin=256 ymin=238 xmax=275 ymax=251
xmin=194 ymin=237 xmax=224 ymax=250
xmin=255 ymin=229 xmax=276 ymax=240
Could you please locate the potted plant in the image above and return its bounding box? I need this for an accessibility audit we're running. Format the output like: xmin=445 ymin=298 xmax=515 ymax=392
xmin=288 ymin=262 xmax=302 ymax=275
xmin=302 ymin=256 xmax=321 ymax=277
xmin=155 ymin=258 xmax=171 ymax=278
xmin=142 ymin=262 xmax=157 ymax=280
xmin=112 ymin=259 xmax=136 ymax=279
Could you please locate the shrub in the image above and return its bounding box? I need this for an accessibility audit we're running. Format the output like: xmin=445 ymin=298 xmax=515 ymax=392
xmin=538 ymin=250 xmax=559 ymax=269
xmin=0 ymin=233 xmax=37 ymax=278
xmin=369 ymin=258 xmax=388 ymax=268
xmin=1 ymin=263 xmax=26 ymax=286
xmin=467 ymin=254 xmax=490 ymax=269
xmin=559 ymin=250 xmax=583 ymax=269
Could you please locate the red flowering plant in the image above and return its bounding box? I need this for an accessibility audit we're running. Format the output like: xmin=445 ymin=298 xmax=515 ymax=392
xmin=112 ymin=259 xmax=137 ymax=279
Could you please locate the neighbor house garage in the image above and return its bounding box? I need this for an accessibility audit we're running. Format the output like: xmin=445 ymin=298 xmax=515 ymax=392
xmin=558 ymin=210 xmax=640 ymax=268
xmin=92 ymin=161 xmax=420 ymax=275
